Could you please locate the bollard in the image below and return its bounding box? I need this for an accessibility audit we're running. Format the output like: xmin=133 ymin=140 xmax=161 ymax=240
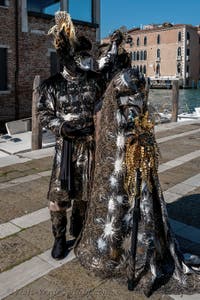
xmin=32 ymin=75 xmax=42 ymax=150
xmin=171 ymin=80 xmax=179 ymax=122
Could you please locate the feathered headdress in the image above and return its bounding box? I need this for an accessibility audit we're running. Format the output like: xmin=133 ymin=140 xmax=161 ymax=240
xmin=48 ymin=11 xmax=77 ymax=49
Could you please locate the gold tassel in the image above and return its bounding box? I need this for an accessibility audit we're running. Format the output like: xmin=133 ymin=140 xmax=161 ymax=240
xmin=124 ymin=112 xmax=159 ymax=200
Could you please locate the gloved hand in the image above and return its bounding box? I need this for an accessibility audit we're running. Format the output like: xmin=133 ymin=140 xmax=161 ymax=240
xmin=61 ymin=122 xmax=94 ymax=138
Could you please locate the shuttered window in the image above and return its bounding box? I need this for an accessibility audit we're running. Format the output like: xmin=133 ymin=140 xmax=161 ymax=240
xmin=0 ymin=48 xmax=8 ymax=91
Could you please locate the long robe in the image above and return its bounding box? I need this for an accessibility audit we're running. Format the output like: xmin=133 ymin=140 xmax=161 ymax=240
xmin=75 ymin=67 xmax=196 ymax=294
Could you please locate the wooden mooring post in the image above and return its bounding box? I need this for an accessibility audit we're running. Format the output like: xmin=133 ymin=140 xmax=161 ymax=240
xmin=32 ymin=75 xmax=42 ymax=150
xmin=171 ymin=80 xmax=179 ymax=122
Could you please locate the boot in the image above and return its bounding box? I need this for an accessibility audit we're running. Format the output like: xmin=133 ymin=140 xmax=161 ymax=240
xmin=70 ymin=200 xmax=87 ymax=238
xmin=50 ymin=210 xmax=68 ymax=260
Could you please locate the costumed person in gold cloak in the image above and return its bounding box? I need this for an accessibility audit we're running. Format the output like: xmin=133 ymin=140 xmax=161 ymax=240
xmin=75 ymin=31 xmax=200 ymax=296
xmin=38 ymin=11 xmax=105 ymax=260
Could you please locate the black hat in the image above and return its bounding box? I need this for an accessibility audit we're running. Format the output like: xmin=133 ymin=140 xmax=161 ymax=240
xmin=74 ymin=36 xmax=92 ymax=53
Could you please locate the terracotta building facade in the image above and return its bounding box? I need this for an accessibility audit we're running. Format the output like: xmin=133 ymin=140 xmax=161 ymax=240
xmin=125 ymin=23 xmax=200 ymax=88
xmin=0 ymin=0 xmax=100 ymax=126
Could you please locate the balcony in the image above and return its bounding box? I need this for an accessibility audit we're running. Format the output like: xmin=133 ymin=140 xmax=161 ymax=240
xmin=186 ymin=72 xmax=189 ymax=78
xmin=177 ymin=56 xmax=182 ymax=61
xmin=186 ymin=56 xmax=190 ymax=61
xmin=156 ymin=57 xmax=161 ymax=62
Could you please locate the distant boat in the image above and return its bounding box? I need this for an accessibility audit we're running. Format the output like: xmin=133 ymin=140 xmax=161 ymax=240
xmin=178 ymin=107 xmax=200 ymax=121
xmin=150 ymin=106 xmax=200 ymax=124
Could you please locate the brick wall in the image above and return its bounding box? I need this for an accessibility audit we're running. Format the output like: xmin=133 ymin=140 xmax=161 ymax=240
xmin=0 ymin=1 xmax=98 ymax=128
xmin=0 ymin=2 xmax=16 ymax=126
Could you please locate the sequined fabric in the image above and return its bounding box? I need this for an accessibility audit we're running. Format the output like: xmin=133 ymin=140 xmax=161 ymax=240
xmin=38 ymin=71 xmax=104 ymax=205
xmin=76 ymin=67 xmax=193 ymax=292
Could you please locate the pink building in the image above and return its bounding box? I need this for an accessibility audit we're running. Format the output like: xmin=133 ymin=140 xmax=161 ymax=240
xmin=125 ymin=23 xmax=200 ymax=88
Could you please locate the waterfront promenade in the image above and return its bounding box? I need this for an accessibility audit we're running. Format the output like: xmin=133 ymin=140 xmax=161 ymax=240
xmin=0 ymin=120 xmax=200 ymax=299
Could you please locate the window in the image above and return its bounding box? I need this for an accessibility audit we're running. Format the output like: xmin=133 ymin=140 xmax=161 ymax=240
xmin=187 ymin=48 xmax=190 ymax=56
xmin=0 ymin=48 xmax=8 ymax=91
xmin=136 ymin=51 xmax=140 ymax=60
xmin=144 ymin=50 xmax=147 ymax=60
xmin=187 ymin=32 xmax=190 ymax=40
xmin=157 ymin=34 xmax=160 ymax=44
xmin=132 ymin=51 xmax=136 ymax=61
xmin=157 ymin=49 xmax=160 ymax=58
xmin=178 ymin=31 xmax=181 ymax=42
xmin=156 ymin=64 xmax=160 ymax=75
xmin=140 ymin=65 xmax=143 ymax=73
xmin=177 ymin=63 xmax=181 ymax=74
xmin=140 ymin=51 xmax=144 ymax=60
xmin=143 ymin=65 xmax=146 ymax=74
xmin=144 ymin=36 xmax=147 ymax=46
xmin=28 ymin=0 xmax=93 ymax=22
xmin=186 ymin=65 xmax=189 ymax=73
xmin=27 ymin=0 xmax=60 ymax=16
xmin=137 ymin=37 xmax=140 ymax=46
xmin=69 ymin=0 xmax=92 ymax=22
xmin=50 ymin=51 xmax=61 ymax=76
xmin=177 ymin=47 xmax=181 ymax=56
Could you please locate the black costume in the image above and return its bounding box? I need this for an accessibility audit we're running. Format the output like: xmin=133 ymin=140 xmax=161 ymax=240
xmin=38 ymin=12 xmax=104 ymax=259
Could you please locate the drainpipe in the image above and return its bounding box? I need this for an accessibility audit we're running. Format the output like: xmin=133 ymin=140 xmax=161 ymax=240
xmin=92 ymin=0 xmax=100 ymax=41
xmin=15 ymin=0 xmax=19 ymax=120
xmin=61 ymin=0 xmax=69 ymax=11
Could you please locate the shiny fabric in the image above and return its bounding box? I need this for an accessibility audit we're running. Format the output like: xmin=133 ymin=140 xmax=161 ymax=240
xmin=38 ymin=71 xmax=104 ymax=206
xmin=76 ymin=67 xmax=195 ymax=293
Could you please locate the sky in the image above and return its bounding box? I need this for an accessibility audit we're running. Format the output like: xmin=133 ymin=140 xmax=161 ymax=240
xmin=100 ymin=0 xmax=200 ymax=38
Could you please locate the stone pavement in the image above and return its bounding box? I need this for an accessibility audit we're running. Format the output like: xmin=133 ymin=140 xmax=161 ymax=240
xmin=0 ymin=120 xmax=200 ymax=299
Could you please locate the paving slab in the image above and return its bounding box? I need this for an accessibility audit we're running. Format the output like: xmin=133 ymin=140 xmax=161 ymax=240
xmin=0 ymin=235 xmax=39 ymax=273
xmin=0 ymin=222 xmax=21 ymax=239
xmin=0 ymin=177 xmax=49 ymax=223
xmin=0 ymin=250 xmax=75 ymax=300
xmin=159 ymin=157 xmax=200 ymax=191
xmin=0 ymin=156 xmax=52 ymax=183
xmin=17 ymin=220 xmax=53 ymax=252
xmin=0 ymin=256 xmax=54 ymax=300
xmin=5 ymin=276 xmax=69 ymax=300
xmin=19 ymin=147 xmax=54 ymax=160
xmin=155 ymin=123 xmax=200 ymax=139
xmin=45 ymin=259 xmax=105 ymax=299
xmin=159 ymin=137 xmax=200 ymax=164
xmin=155 ymin=120 xmax=200 ymax=133
xmin=158 ymin=150 xmax=200 ymax=173
xmin=157 ymin=128 xmax=200 ymax=143
xmin=11 ymin=208 xmax=49 ymax=229
xmin=0 ymin=156 xmax=31 ymax=168
xmin=170 ymin=295 xmax=200 ymax=300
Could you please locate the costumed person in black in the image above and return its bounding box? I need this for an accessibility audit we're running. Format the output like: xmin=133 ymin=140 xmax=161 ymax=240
xmin=76 ymin=31 xmax=200 ymax=296
xmin=38 ymin=11 xmax=105 ymax=260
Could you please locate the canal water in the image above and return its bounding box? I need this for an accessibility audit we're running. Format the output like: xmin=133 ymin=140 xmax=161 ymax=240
xmin=148 ymin=89 xmax=200 ymax=114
